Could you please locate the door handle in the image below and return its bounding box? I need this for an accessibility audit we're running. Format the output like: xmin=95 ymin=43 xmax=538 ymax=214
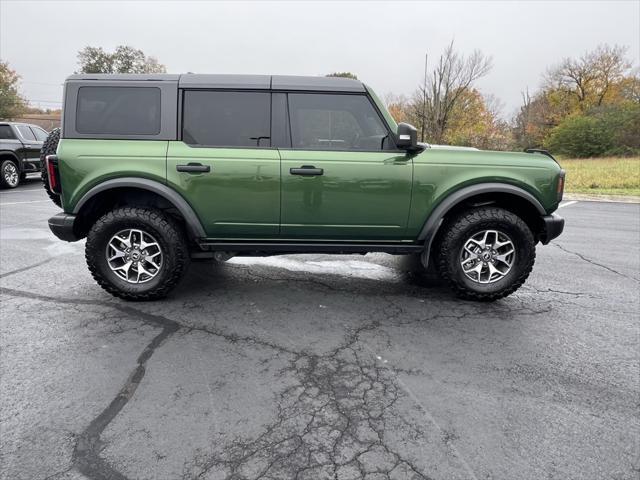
xmin=176 ymin=163 xmax=211 ymax=173
xmin=290 ymin=165 xmax=324 ymax=176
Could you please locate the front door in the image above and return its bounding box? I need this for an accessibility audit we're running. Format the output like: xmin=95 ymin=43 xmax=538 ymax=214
xmin=280 ymin=92 xmax=412 ymax=240
xmin=167 ymin=90 xmax=280 ymax=238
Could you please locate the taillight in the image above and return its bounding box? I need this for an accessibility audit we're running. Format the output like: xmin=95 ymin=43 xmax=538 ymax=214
xmin=46 ymin=155 xmax=61 ymax=193
xmin=557 ymin=170 xmax=565 ymax=202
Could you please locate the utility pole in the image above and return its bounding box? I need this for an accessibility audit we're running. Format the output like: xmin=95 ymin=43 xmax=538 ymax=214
xmin=421 ymin=53 xmax=428 ymax=142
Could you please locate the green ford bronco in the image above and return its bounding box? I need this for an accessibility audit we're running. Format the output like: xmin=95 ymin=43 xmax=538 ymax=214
xmin=44 ymin=73 xmax=564 ymax=301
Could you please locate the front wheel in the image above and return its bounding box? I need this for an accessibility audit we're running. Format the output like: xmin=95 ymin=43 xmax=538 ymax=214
xmin=435 ymin=207 xmax=536 ymax=301
xmin=85 ymin=207 xmax=190 ymax=300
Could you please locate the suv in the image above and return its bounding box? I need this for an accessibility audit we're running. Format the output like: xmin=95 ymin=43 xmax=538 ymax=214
xmin=45 ymin=74 xmax=564 ymax=301
xmin=0 ymin=122 xmax=49 ymax=188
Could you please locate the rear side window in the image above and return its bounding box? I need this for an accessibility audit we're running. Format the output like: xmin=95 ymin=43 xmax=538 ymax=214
xmin=0 ymin=125 xmax=16 ymax=139
xmin=16 ymin=125 xmax=37 ymax=141
xmin=288 ymin=93 xmax=391 ymax=151
xmin=76 ymin=86 xmax=161 ymax=135
xmin=31 ymin=127 xmax=49 ymax=141
xmin=182 ymin=91 xmax=271 ymax=147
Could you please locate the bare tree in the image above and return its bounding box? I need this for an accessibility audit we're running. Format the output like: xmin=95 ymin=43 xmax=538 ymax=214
xmin=412 ymin=41 xmax=492 ymax=143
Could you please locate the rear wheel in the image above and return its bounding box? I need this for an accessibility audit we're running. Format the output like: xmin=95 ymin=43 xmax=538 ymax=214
xmin=435 ymin=207 xmax=535 ymax=301
xmin=0 ymin=160 xmax=20 ymax=189
xmin=85 ymin=207 xmax=190 ymax=300
xmin=40 ymin=128 xmax=62 ymax=207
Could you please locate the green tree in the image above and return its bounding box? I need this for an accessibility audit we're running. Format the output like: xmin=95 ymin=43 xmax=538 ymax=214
xmin=545 ymin=115 xmax=613 ymax=157
xmin=77 ymin=45 xmax=166 ymax=74
xmin=0 ymin=60 xmax=27 ymax=120
xmin=326 ymin=72 xmax=358 ymax=80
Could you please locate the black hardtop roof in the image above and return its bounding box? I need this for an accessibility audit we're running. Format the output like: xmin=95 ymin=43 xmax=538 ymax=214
xmin=65 ymin=73 xmax=365 ymax=92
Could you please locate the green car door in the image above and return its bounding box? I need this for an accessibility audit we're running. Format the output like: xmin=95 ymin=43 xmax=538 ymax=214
xmin=167 ymin=90 xmax=280 ymax=238
xmin=280 ymin=92 xmax=413 ymax=240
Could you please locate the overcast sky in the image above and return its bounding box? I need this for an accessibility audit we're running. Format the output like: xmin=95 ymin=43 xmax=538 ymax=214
xmin=1 ymin=0 xmax=639 ymax=117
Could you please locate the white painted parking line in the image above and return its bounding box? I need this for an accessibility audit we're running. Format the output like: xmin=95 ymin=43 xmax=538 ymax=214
xmin=559 ymin=200 xmax=578 ymax=208
xmin=0 ymin=188 xmax=43 ymax=194
xmin=0 ymin=200 xmax=50 ymax=206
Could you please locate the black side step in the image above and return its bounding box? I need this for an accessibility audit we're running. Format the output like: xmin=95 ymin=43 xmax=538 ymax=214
xmin=197 ymin=241 xmax=424 ymax=255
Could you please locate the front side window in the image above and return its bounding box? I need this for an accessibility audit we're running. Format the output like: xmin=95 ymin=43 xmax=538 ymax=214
xmin=288 ymin=94 xmax=391 ymax=151
xmin=182 ymin=91 xmax=271 ymax=147
xmin=16 ymin=125 xmax=37 ymax=141
xmin=76 ymin=86 xmax=161 ymax=135
xmin=31 ymin=126 xmax=49 ymax=141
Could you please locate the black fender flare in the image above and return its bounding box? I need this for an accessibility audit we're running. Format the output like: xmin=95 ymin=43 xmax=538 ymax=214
xmin=73 ymin=177 xmax=206 ymax=239
xmin=418 ymin=182 xmax=546 ymax=265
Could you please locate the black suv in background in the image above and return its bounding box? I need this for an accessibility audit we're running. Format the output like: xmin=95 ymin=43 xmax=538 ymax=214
xmin=0 ymin=122 xmax=49 ymax=188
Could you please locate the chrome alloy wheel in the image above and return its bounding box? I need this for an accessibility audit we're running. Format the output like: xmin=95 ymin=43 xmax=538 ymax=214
xmin=459 ymin=229 xmax=515 ymax=284
xmin=3 ymin=162 xmax=19 ymax=187
xmin=106 ymin=229 xmax=163 ymax=284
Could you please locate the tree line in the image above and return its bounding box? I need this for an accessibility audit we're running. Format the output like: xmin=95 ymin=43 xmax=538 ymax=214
xmin=1 ymin=43 xmax=637 ymax=158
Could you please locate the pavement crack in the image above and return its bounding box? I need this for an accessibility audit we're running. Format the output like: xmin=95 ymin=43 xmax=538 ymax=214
xmin=73 ymin=319 xmax=179 ymax=480
xmin=0 ymin=257 xmax=55 ymax=279
xmin=0 ymin=286 xmax=180 ymax=480
xmin=552 ymin=242 xmax=639 ymax=283
xmin=189 ymin=296 xmax=468 ymax=480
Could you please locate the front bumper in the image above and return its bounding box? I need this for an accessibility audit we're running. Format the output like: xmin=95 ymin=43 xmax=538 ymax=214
xmin=540 ymin=213 xmax=564 ymax=244
xmin=48 ymin=213 xmax=80 ymax=242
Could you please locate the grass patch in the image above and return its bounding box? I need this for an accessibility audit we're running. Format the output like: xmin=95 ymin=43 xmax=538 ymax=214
xmin=558 ymin=157 xmax=640 ymax=196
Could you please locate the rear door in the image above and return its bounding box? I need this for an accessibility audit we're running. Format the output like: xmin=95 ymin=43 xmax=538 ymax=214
xmin=279 ymin=92 xmax=412 ymax=240
xmin=167 ymin=90 xmax=280 ymax=238
xmin=14 ymin=125 xmax=42 ymax=163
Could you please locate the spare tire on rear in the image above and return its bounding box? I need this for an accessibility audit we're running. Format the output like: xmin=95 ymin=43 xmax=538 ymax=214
xmin=40 ymin=128 xmax=62 ymax=207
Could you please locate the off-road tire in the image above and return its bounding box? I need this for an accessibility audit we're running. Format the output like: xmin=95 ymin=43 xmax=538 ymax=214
xmin=0 ymin=159 xmax=20 ymax=189
xmin=85 ymin=207 xmax=190 ymax=300
xmin=435 ymin=207 xmax=536 ymax=301
xmin=40 ymin=128 xmax=62 ymax=207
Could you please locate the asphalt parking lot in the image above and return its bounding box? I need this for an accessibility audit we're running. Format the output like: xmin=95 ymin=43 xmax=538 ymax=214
xmin=1 ymin=178 xmax=639 ymax=480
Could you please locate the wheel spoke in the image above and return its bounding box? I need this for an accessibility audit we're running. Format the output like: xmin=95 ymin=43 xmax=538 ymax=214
xmin=495 ymin=249 xmax=514 ymax=265
xmin=145 ymin=257 xmax=161 ymax=270
xmin=138 ymin=263 xmax=154 ymax=278
xmin=108 ymin=245 xmax=126 ymax=261
xmin=463 ymin=262 xmax=483 ymax=275
xmin=113 ymin=260 xmax=132 ymax=277
xmin=487 ymin=262 xmax=501 ymax=279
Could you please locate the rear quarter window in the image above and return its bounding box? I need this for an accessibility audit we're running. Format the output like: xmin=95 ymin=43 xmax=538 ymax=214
xmin=0 ymin=125 xmax=16 ymax=139
xmin=76 ymin=86 xmax=161 ymax=135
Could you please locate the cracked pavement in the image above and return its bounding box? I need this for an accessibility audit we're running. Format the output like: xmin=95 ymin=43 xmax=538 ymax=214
xmin=1 ymin=180 xmax=639 ymax=480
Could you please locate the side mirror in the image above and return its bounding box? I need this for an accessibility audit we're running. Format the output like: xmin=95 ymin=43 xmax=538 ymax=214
xmin=396 ymin=123 xmax=418 ymax=151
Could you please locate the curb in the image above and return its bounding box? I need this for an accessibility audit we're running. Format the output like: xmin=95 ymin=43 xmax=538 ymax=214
xmin=564 ymin=193 xmax=640 ymax=204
